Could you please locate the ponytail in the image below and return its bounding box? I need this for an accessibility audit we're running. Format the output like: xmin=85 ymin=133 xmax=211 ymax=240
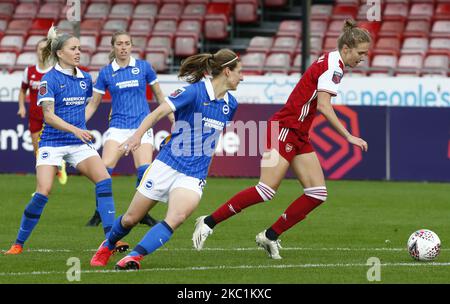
xmin=42 ymin=25 xmax=76 ymax=66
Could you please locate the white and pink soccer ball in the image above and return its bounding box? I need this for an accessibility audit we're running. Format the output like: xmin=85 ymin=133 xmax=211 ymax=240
xmin=407 ymin=229 xmax=441 ymax=261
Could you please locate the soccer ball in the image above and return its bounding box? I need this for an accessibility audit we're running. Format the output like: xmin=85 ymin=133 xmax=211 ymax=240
xmin=407 ymin=229 xmax=441 ymax=261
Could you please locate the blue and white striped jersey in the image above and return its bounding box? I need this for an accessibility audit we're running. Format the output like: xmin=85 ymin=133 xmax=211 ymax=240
xmin=93 ymin=57 xmax=158 ymax=129
xmin=158 ymin=78 xmax=238 ymax=179
xmin=37 ymin=64 xmax=92 ymax=147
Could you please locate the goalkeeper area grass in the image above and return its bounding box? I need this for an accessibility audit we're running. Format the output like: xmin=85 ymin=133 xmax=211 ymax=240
xmin=0 ymin=174 xmax=449 ymax=284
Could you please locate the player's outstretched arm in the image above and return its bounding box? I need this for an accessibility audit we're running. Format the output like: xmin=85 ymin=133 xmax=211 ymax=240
xmin=120 ymin=102 xmax=173 ymax=156
xmin=42 ymin=100 xmax=93 ymax=143
xmin=17 ymin=88 xmax=27 ymax=119
xmin=317 ymin=91 xmax=368 ymax=152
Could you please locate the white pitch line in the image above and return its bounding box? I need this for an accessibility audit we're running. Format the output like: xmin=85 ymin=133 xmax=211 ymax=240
xmin=1 ymin=262 xmax=450 ymax=277
xmin=3 ymin=247 xmax=450 ymax=253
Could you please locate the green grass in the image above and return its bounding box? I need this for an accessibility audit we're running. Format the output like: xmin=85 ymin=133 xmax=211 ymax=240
xmin=0 ymin=174 xmax=449 ymax=284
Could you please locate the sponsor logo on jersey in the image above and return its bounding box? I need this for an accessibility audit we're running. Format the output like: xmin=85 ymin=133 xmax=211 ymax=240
xmin=332 ymin=71 xmax=343 ymax=84
xmin=170 ymin=87 xmax=185 ymax=98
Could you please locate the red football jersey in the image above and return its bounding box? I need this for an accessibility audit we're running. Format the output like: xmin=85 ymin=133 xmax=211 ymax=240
xmin=21 ymin=65 xmax=52 ymax=120
xmin=270 ymin=50 xmax=345 ymax=136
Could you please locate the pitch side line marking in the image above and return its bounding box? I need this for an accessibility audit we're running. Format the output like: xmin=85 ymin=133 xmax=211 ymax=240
xmin=1 ymin=262 xmax=450 ymax=277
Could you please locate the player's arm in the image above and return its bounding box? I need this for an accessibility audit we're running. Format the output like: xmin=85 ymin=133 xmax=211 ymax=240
xmin=85 ymin=91 xmax=102 ymax=122
xmin=17 ymin=88 xmax=27 ymax=118
xmin=120 ymin=101 xmax=173 ymax=155
xmin=41 ymin=100 xmax=93 ymax=143
xmin=316 ymin=91 xmax=368 ymax=151
xmin=151 ymin=82 xmax=175 ymax=125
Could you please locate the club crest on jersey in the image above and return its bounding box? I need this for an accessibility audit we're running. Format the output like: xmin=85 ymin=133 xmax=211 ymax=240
xmin=222 ymin=104 xmax=230 ymax=115
xmin=144 ymin=179 xmax=154 ymax=190
xmin=285 ymin=143 xmax=293 ymax=153
xmin=41 ymin=151 xmax=49 ymax=159
xmin=39 ymin=82 xmax=47 ymax=96
xmin=170 ymin=88 xmax=185 ymax=98
xmin=79 ymin=81 xmax=87 ymax=90
xmin=332 ymin=71 xmax=343 ymax=84
xmin=131 ymin=67 xmax=140 ymax=75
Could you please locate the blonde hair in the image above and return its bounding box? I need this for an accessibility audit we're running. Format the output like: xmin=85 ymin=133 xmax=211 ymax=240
xmin=337 ymin=19 xmax=372 ymax=50
xmin=178 ymin=49 xmax=239 ymax=83
xmin=42 ymin=25 xmax=76 ymax=65
xmin=109 ymin=31 xmax=133 ymax=63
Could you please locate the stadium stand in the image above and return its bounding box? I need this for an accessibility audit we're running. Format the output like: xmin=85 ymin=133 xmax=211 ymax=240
xmin=0 ymin=0 xmax=448 ymax=76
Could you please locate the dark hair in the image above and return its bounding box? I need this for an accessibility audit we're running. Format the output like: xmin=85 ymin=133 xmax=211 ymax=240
xmin=337 ymin=19 xmax=372 ymax=50
xmin=42 ymin=26 xmax=76 ymax=65
xmin=109 ymin=31 xmax=133 ymax=62
xmin=178 ymin=49 xmax=240 ymax=83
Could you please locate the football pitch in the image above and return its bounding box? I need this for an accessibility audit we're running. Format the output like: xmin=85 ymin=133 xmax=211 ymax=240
xmin=0 ymin=174 xmax=449 ymax=284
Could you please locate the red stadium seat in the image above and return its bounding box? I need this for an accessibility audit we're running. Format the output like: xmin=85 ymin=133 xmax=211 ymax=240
xmin=409 ymin=3 xmax=434 ymax=21
xmin=0 ymin=35 xmax=24 ymax=53
xmin=378 ymin=21 xmax=405 ymax=39
xmin=331 ymin=4 xmax=358 ymax=20
xmin=56 ymin=20 xmax=75 ymax=34
xmin=101 ymin=19 xmax=129 ymax=35
xmin=404 ymin=20 xmax=430 ymax=38
xmin=327 ymin=20 xmax=346 ymax=35
xmin=401 ymin=37 xmax=428 ymax=55
xmin=263 ymin=0 xmax=287 ymax=7
xmin=422 ymin=54 xmax=449 ymax=76
xmin=310 ymin=20 xmax=328 ymax=36
xmin=241 ymin=52 xmax=266 ymax=75
xmin=97 ymin=35 xmax=111 ymax=52
xmin=153 ymin=17 xmax=178 ymax=33
xmin=159 ymin=3 xmax=184 ymax=16
xmin=358 ymin=21 xmax=381 ymax=41
xmin=23 ymin=35 xmax=46 ymax=51
xmin=145 ymin=49 xmax=170 ymax=73
xmin=133 ymin=3 xmax=159 ymax=19
xmin=297 ymin=36 xmax=323 ymax=54
xmin=85 ymin=2 xmax=111 ymax=19
xmin=235 ymin=0 xmax=259 ymax=24
xmin=146 ymin=33 xmax=174 ymax=51
xmin=428 ymin=38 xmax=450 ymax=55
xmin=371 ymin=54 xmax=398 ymax=74
xmin=15 ymin=51 xmax=36 ymax=69
xmin=271 ymin=34 xmax=299 ymax=56
xmin=277 ymin=20 xmax=301 ymax=36
xmin=37 ymin=2 xmax=63 ymax=19
xmin=323 ymin=36 xmax=338 ymax=52
xmin=109 ymin=3 xmax=135 ymax=19
xmin=174 ymin=32 xmax=199 ymax=57
xmin=129 ymin=18 xmax=154 ymax=35
xmin=183 ymin=3 xmax=207 ymax=18
xmin=80 ymin=35 xmax=98 ymax=55
xmin=383 ymin=4 xmax=408 ymax=21
xmin=5 ymin=19 xmax=32 ymax=35
xmin=431 ymin=21 xmax=450 ymax=38
xmin=264 ymin=52 xmax=292 ymax=74
xmin=0 ymin=3 xmax=15 ymax=19
xmin=131 ymin=35 xmax=149 ymax=53
xmin=90 ymin=52 xmax=110 ymax=69
xmin=396 ymin=54 xmax=423 ymax=75
xmin=374 ymin=37 xmax=401 ymax=55
xmin=177 ymin=19 xmax=202 ymax=35
xmin=434 ymin=3 xmax=450 ymax=21
xmin=29 ymin=19 xmax=54 ymax=35
xmin=290 ymin=53 xmax=319 ymax=74
xmin=246 ymin=36 xmax=273 ymax=53
xmin=80 ymin=19 xmax=105 ymax=35
xmin=311 ymin=4 xmax=332 ymax=21
xmin=0 ymin=51 xmax=17 ymax=71
xmin=204 ymin=15 xmax=230 ymax=40
xmin=14 ymin=3 xmax=38 ymax=19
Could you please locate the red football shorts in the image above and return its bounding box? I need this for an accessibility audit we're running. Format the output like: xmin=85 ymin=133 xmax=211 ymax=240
xmin=29 ymin=116 xmax=44 ymax=133
xmin=266 ymin=121 xmax=314 ymax=163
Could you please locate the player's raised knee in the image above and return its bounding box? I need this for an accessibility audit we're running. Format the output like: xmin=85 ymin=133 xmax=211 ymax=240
xmin=255 ymin=182 xmax=276 ymax=201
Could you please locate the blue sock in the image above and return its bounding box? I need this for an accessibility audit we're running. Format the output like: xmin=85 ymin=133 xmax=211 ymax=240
xmin=95 ymin=178 xmax=115 ymax=238
xmin=105 ymin=216 xmax=131 ymax=250
xmin=16 ymin=193 xmax=48 ymax=245
xmin=129 ymin=221 xmax=173 ymax=257
xmin=136 ymin=164 xmax=149 ymax=188
xmin=95 ymin=168 xmax=113 ymax=211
